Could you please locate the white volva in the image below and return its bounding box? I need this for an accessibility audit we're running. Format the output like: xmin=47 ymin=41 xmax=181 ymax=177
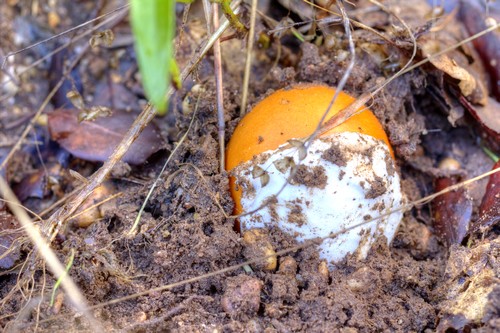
xmin=233 ymin=132 xmax=404 ymax=266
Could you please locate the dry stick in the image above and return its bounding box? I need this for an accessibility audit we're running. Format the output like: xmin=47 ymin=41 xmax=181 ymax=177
xmin=26 ymin=165 xmax=500 ymax=329
xmin=239 ymin=0 xmax=258 ymax=117
xmin=0 ymin=177 xmax=104 ymax=332
xmin=41 ymin=1 xmax=243 ymax=240
xmin=366 ymin=0 xmax=418 ymax=96
xmin=0 ymin=3 xmax=129 ymax=70
xmin=213 ymin=2 xmax=226 ymax=173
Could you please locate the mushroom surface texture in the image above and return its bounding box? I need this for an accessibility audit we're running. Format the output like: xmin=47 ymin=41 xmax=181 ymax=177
xmin=226 ymin=84 xmax=404 ymax=265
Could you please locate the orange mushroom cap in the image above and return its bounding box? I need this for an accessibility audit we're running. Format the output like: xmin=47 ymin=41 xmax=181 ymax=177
xmin=226 ymin=84 xmax=394 ymax=215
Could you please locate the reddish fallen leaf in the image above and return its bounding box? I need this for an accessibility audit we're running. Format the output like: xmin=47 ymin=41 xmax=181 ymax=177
xmin=0 ymin=210 xmax=21 ymax=270
xmin=48 ymin=109 xmax=163 ymax=165
xmin=432 ymin=175 xmax=473 ymax=246
xmin=460 ymin=95 xmax=500 ymax=154
xmin=459 ymin=1 xmax=500 ymax=101
xmin=470 ymin=160 xmax=500 ymax=235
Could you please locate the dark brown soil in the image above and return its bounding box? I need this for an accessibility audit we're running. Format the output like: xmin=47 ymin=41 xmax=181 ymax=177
xmin=0 ymin=1 xmax=498 ymax=332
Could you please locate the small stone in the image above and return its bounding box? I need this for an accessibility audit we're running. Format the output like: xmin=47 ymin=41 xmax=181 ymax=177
xmin=221 ymin=275 xmax=263 ymax=317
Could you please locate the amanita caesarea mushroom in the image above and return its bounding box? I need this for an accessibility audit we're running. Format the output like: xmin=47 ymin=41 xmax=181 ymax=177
xmin=226 ymin=84 xmax=404 ymax=265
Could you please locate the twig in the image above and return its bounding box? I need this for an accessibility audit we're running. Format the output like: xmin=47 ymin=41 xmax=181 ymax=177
xmin=234 ymin=0 xmax=357 ymax=220
xmin=43 ymin=103 xmax=156 ymax=241
xmin=317 ymin=0 xmax=419 ymax=137
xmin=212 ymin=2 xmax=226 ymax=173
xmin=239 ymin=0 xmax=258 ymax=117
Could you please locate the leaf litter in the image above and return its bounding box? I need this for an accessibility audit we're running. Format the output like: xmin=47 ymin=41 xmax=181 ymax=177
xmin=0 ymin=0 xmax=499 ymax=332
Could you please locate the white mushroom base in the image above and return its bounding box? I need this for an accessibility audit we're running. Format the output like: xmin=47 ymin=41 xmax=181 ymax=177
xmin=233 ymin=132 xmax=404 ymax=265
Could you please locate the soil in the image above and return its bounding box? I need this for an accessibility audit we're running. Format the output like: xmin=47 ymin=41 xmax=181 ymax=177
xmin=0 ymin=0 xmax=499 ymax=332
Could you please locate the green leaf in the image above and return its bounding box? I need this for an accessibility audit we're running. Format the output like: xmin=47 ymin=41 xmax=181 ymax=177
xmin=130 ymin=0 xmax=176 ymax=115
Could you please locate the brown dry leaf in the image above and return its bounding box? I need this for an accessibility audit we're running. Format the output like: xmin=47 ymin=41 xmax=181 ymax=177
xmin=432 ymin=175 xmax=472 ymax=246
xmin=460 ymin=96 xmax=500 ymax=154
xmin=421 ymin=40 xmax=477 ymax=97
xmin=470 ymin=160 xmax=500 ymax=235
xmin=459 ymin=1 xmax=500 ymax=101
xmin=48 ymin=109 xmax=163 ymax=165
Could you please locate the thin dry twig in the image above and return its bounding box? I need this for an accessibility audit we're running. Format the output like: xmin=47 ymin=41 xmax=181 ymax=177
xmin=42 ymin=103 xmax=156 ymax=241
xmin=317 ymin=0 xmax=419 ymax=137
xmin=212 ymin=2 xmax=226 ymax=173
xmin=232 ymin=0 xmax=357 ymax=220
xmin=239 ymin=0 xmax=258 ymax=117
xmin=307 ymin=0 xmax=356 ymax=146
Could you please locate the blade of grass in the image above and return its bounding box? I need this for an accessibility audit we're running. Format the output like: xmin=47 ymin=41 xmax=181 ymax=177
xmin=130 ymin=0 xmax=176 ymax=114
xmin=50 ymin=249 xmax=75 ymax=306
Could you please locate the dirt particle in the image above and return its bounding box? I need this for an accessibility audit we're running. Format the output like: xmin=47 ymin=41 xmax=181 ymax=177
xmin=271 ymin=273 xmax=299 ymax=303
xmin=287 ymin=203 xmax=307 ymax=227
xmin=291 ymin=165 xmax=328 ymax=189
xmin=265 ymin=196 xmax=279 ymax=222
xmin=322 ymin=142 xmax=348 ymax=167
xmin=385 ymin=153 xmax=396 ymax=177
xmin=242 ymin=229 xmax=277 ymax=271
xmin=365 ymin=175 xmax=388 ymax=199
xmin=278 ymin=256 xmax=298 ymax=275
xmin=346 ymin=266 xmax=374 ymax=293
xmin=371 ymin=201 xmax=386 ymax=212
xmin=339 ymin=170 xmax=346 ymax=181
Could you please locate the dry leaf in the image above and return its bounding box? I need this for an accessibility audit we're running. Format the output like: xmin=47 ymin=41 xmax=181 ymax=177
xmin=48 ymin=109 xmax=163 ymax=165
xmin=432 ymin=175 xmax=472 ymax=246
xmin=460 ymin=96 xmax=500 ymax=154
